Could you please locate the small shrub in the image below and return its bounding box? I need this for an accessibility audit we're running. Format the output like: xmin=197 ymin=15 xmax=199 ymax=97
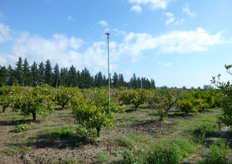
xmin=122 ymin=138 xmax=194 ymax=164
xmin=112 ymin=150 xmax=123 ymax=157
xmin=116 ymin=136 xmax=135 ymax=148
xmin=192 ymin=124 xmax=218 ymax=143
xmin=52 ymin=127 xmax=74 ymax=140
xmin=122 ymin=147 xmax=146 ymax=164
xmin=217 ymin=139 xmax=230 ymax=149
xmin=199 ymin=140 xmax=229 ymax=164
xmin=76 ymin=126 xmax=95 ymax=140
xmin=173 ymin=138 xmax=195 ymax=157
xmin=146 ymin=143 xmax=182 ymax=164
xmin=97 ymin=152 xmax=109 ymax=162
xmin=15 ymin=124 xmax=30 ymax=133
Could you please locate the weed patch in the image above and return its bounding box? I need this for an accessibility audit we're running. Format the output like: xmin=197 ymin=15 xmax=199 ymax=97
xmin=97 ymin=152 xmax=109 ymax=162
xmin=60 ymin=157 xmax=79 ymax=164
xmin=14 ymin=124 xmax=30 ymax=132
xmin=51 ymin=127 xmax=75 ymax=140
xmin=122 ymin=138 xmax=195 ymax=164
xmin=199 ymin=139 xmax=229 ymax=164
xmin=191 ymin=123 xmax=218 ymax=143
xmin=116 ymin=134 xmax=153 ymax=148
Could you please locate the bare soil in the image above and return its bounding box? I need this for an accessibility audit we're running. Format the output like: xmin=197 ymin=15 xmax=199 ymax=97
xmin=0 ymin=108 xmax=231 ymax=164
xmin=0 ymin=108 xmax=174 ymax=164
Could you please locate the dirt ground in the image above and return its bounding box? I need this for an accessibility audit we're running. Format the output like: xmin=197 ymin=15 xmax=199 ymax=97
xmin=0 ymin=108 xmax=231 ymax=164
xmin=0 ymin=108 xmax=175 ymax=164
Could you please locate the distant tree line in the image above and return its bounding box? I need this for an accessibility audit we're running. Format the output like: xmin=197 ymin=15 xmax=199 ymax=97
xmin=0 ymin=57 xmax=156 ymax=89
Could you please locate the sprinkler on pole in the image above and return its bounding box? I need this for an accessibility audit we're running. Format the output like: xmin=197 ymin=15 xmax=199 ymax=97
xmin=106 ymin=32 xmax=111 ymax=137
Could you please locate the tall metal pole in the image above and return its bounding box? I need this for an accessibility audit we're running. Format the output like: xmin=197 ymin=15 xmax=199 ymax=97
xmin=106 ymin=32 xmax=111 ymax=137
xmin=141 ymin=77 xmax=143 ymax=89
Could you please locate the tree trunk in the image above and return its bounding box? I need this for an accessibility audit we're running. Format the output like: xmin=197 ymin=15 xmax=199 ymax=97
xmin=32 ymin=112 xmax=36 ymax=121
xmin=3 ymin=106 xmax=6 ymax=113
xmin=135 ymin=104 xmax=139 ymax=110
xmin=159 ymin=114 xmax=164 ymax=122
xmin=96 ymin=127 xmax=101 ymax=137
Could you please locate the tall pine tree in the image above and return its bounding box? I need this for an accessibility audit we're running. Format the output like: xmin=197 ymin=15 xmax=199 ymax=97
xmin=112 ymin=72 xmax=119 ymax=88
xmin=23 ymin=58 xmax=31 ymax=86
xmin=15 ymin=57 xmax=23 ymax=85
xmin=38 ymin=62 xmax=45 ymax=85
xmin=94 ymin=72 xmax=104 ymax=88
xmin=45 ymin=60 xmax=52 ymax=85
xmin=68 ymin=65 xmax=78 ymax=87
xmin=60 ymin=68 xmax=68 ymax=86
xmin=0 ymin=65 xmax=7 ymax=86
xmin=7 ymin=65 xmax=16 ymax=86
xmin=53 ymin=63 xmax=60 ymax=88
xmin=31 ymin=62 xmax=38 ymax=86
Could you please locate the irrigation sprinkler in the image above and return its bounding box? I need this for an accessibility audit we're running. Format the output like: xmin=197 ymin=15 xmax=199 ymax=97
xmin=106 ymin=32 xmax=111 ymax=138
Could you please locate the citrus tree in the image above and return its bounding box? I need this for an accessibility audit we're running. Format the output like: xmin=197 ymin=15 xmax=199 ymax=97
xmin=177 ymin=94 xmax=197 ymax=114
xmin=73 ymin=97 xmax=114 ymax=137
xmin=0 ymin=86 xmax=16 ymax=112
xmin=212 ymin=65 xmax=232 ymax=127
xmin=155 ymin=89 xmax=181 ymax=122
xmin=12 ymin=85 xmax=54 ymax=121
xmin=118 ymin=89 xmax=147 ymax=110
xmin=55 ymin=86 xmax=77 ymax=109
xmin=72 ymin=88 xmax=124 ymax=137
xmin=146 ymin=90 xmax=159 ymax=110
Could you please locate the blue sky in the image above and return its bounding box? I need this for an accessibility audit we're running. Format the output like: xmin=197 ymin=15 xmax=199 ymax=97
xmin=0 ymin=0 xmax=232 ymax=88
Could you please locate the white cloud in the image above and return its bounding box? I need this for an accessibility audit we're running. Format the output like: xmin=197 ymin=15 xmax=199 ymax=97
xmin=113 ymin=28 xmax=126 ymax=36
xmin=67 ymin=16 xmax=76 ymax=21
xmin=0 ymin=23 xmax=122 ymax=74
xmin=156 ymin=28 xmax=224 ymax=53
xmin=165 ymin=12 xmax=175 ymax=25
xmin=165 ymin=12 xmax=184 ymax=26
xmin=130 ymin=5 xmax=142 ymax=13
xmin=158 ymin=62 xmax=172 ymax=67
xmin=0 ymin=22 xmax=228 ymax=73
xmin=182 ymin=4 xmax=196 ymax=17
xmin=0 ymin=23 xmax=12 ymax=43
xmin=0 ymin=23 xmax=119 ymax=73
xmin=174 ymin=18 xmax=184 ymax=25
xmin=129 ymin=0 xmax=170 ymax=10
xmin=0 ymin=54 xmax=8 ymax=66
xmin=10 ymin=33 xmax=85 ymax=68
xmin=116 ymin=27 xmax=226 ymax=62
xmin=98 ymin=20 xmax=108 ymax=27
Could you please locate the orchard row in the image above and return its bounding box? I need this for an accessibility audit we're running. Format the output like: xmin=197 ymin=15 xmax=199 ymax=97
xmin=0 ymin=85 xmax=223 ymax=137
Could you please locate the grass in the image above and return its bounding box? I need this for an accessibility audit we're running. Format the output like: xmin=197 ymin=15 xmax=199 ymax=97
xmin=51 ymin=127 xmax=75 ymax=140
xmin=0 ymin=106 xmax=231 ymax=163
xmin=191 ymin=123 xmax=218 ymax=143
xmin=115 ymin=113 xmax=140 ymax=122
xmin=14 ymin=124 xmax=30 ymax=132
xmin=4 ymin=143 xmax=33 ymax=155
xmin=97 ymin=152 xmax=109 ymax=162
xmin=173 ymin=109 xmax=222 ymax=131
xmin=116 ymin=133 xmax=154 ymax=148
xmin=122 ymin=138 xmax=195 ymax=164
xmin=59 ymin=158 xmax=79 ymax=164
xmin=198 ymin=139 xmax=230 ymax=164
